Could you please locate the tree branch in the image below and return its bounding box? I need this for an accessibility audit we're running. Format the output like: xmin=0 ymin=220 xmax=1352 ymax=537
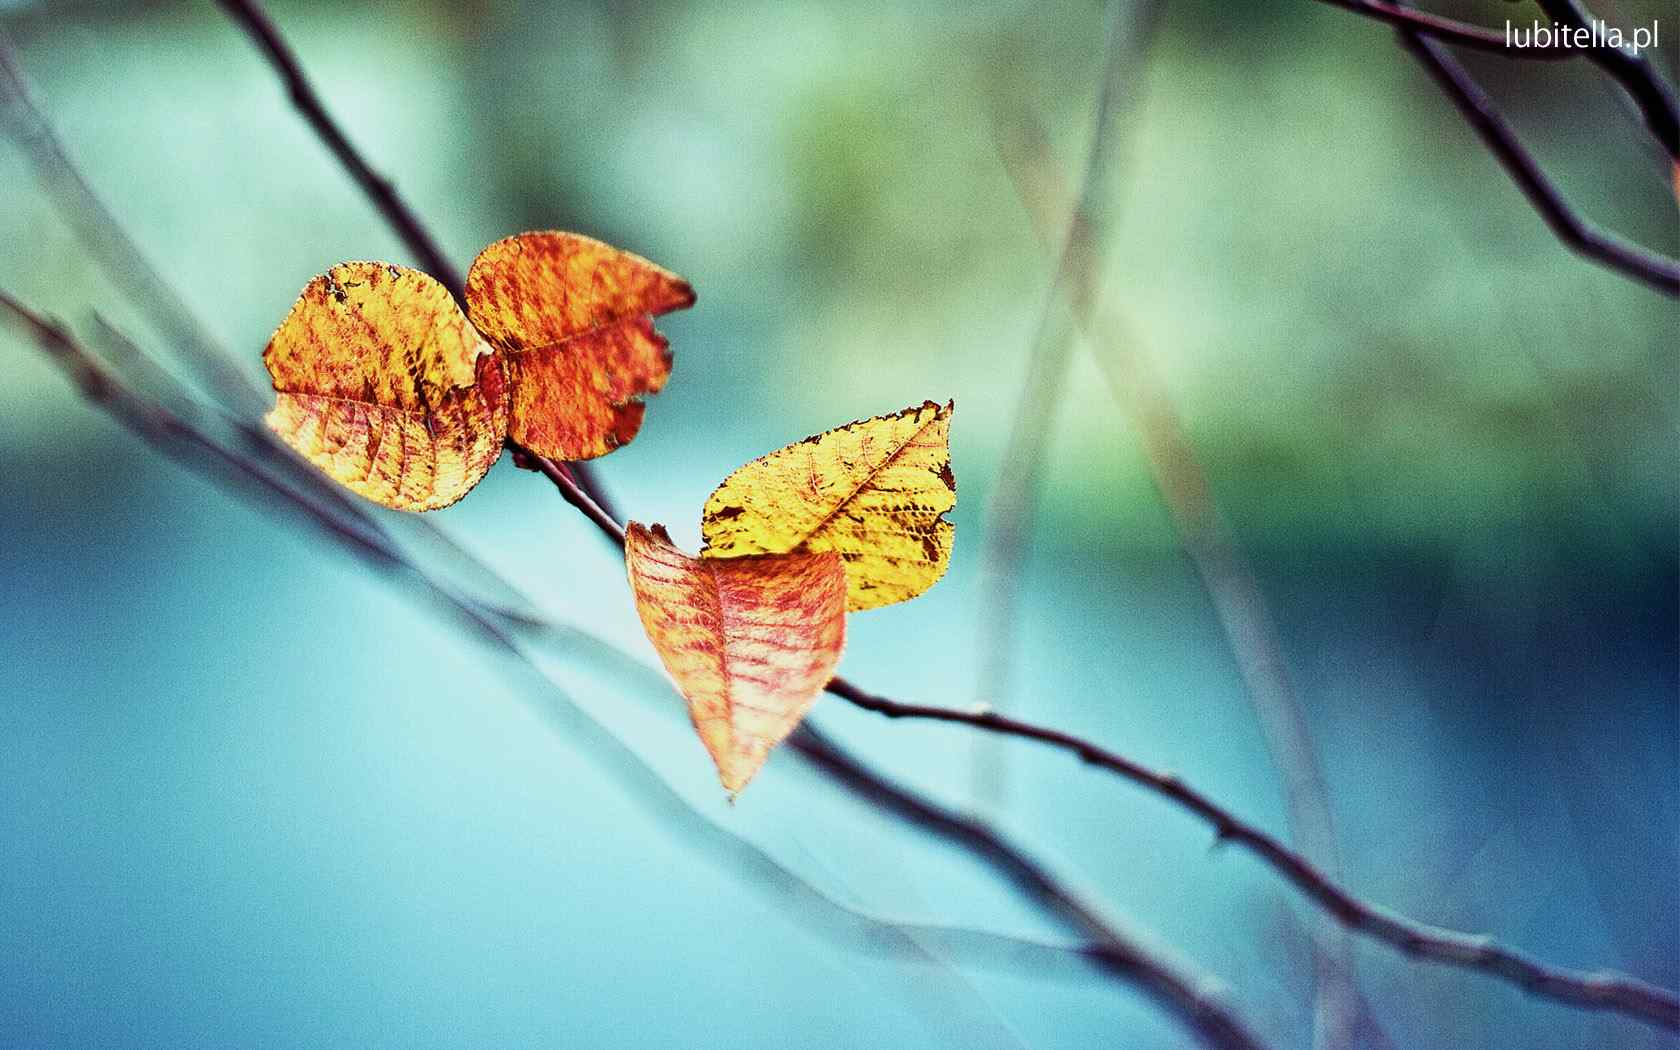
xmin=1314 ymin=1 xmax=1571 ymax=58
xmin=1395 ymin=19 xmax=1680 ymax=295
xmin=1317 ymin=0 xmax=1679 ymax=159
xmin=1534 ymin=0 xmax=1679 ymax=158
xmin=213 ymin=0 xmax=619 ymax=518
xmin=985 ymin=29 xmax=1363 ymax=1046
xmin=0 ymin=292 xmax=1271 ymax=1050
xmin=824 ymin=678 xmax=1680 ymax=1030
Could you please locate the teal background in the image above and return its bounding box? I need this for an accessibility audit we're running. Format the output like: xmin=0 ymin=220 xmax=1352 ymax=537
xmin=1 ymin=1 xmax=1675 ymax=1047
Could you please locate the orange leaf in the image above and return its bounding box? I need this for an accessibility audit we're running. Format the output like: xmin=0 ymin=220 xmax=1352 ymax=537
xmin=263 ymin=263 xmax=508 ymax=511
xmin=465 ymin=231 xmax=694 ymax=460
xmin=625 ymin=522 xmax=846 ymax=797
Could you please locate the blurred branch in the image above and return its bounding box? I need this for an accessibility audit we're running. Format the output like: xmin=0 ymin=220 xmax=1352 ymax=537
xmin=0 ymin=31 xmax=260 ymax=414
xmin=986 ymin=29 xmax=1362 ymax=1046
xmin=971 ymin=0 xmax=1159 ymax=809
xmin=213 ymin=0 xmax=617 ymax=518
xmin=0 ymin=292 xmax=1269 ymax=1050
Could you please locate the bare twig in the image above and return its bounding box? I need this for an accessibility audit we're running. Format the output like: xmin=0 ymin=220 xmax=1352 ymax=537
xmin=971 ymin=0 xmax=1160 ymax=811
xmin=824 ymin=678 xmax=1680 ymax=1030
xmin=212 ymin=0 xmax=461 ymax=293
xmin=1532 ymin=0 xmax=1678 ymax=158
xmin=1394 ymin=19 xmax=1680 ymax=295
xmin=1317 ymin=0 xmax=1678 ymax=159
xmin=1315 ymin=1 xmax=1570 ymax=58
xmin=791 ymin=723 xmax=1269 ymax=1050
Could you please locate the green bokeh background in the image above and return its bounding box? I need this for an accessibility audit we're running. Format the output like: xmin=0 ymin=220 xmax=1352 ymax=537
xmin=2 ymin=2 xmax=1675 ymax=1048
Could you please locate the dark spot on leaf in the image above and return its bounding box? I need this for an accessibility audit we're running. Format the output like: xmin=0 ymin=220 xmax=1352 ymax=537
xmin=713 ymin=505 xmax=746 ymax=521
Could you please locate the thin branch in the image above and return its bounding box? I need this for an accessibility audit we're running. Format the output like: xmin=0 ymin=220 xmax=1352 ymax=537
xmin=0 ymin=31 xmax=261 ymax=414
xmin=213 ymin=0 xmax=618 ymax=519
xmin=824 ymin=678 xmax=1680 ymax=1030
xmin=1315 ymin=1 xmax=1572 ymax=58
xmin=212 ymin=0 xmax=461 ymax=293
xmin=1316 ymin=0 xmax=1678 ymax=159
xmin=1 ymin=293 xmax=1271 ymax=1050
xmin=1534 ymin=0 xmax=1679 ymax=158
xmin=1394 ymin=18 xmax=1680 ymax=295
xmin=790 ymin=723 xmax=1269 ymax=1050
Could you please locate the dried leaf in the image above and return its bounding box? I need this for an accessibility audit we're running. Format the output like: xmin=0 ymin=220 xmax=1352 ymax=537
xmin=263 ymin=263 xmax=508 ymax=511
xmin=464 ymin=231 xmax=694 ymax=460
xmin=625 ymin=522 xmax=846 ymax=796
xmin=700 ymin=400 xmax=955 ymax=611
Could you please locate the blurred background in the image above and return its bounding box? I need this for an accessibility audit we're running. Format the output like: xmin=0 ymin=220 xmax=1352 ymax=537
xmin=1 ymin=0 xmax=1675 ymax=1047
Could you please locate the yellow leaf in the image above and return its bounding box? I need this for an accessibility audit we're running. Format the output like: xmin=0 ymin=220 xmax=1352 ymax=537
xmin=464 ymin=231 xmax=694 ymax=460
xmin=262 ymin=263 xmax=508 ymax=511
xmin=699 ymin=400 xmax=955 ymax=611
xmin=625 ymin=522 xmax=847 ymax=797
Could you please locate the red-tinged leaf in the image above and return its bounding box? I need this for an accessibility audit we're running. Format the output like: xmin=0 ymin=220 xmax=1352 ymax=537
xmin=262 ymin=263 xmax=508 ymax=511
xmin=464 ymin=231 xmax=694 ymax=460
xmin=625 ymin=522 xmax=846 ymax=797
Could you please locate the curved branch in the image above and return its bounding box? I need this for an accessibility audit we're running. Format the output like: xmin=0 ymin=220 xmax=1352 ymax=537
xmin=1317 ymin=0 xmax=1679 ymax=159
xmin=1396 ymin=22 xmax=1680 ymax=296
xmin=823 ymin=678 xmax=1680 ymax=1030
xmin=1535 ymin=0 xmax=1679 ymax=158
xmin=1315 ymin=1 xmax=1572 ymax=58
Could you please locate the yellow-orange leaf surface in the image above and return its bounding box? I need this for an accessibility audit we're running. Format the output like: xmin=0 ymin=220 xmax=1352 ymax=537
xmin=263 ymin=263 xmax=508 ymax=511
xmin=625 ymin=522 xmax=846 ymax=796
xmin=464 ymin=231 xmax=694 ymax=460
xmin=699 ymin=400 xmax=955 ymax=611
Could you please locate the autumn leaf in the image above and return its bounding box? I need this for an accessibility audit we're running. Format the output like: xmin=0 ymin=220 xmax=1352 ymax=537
xmin=464 ymin=231 xmax=695 ymax=460
xmin=699 ymin=400 xmax=955 ymax=611
xmin=625 ymin=522 xmax=846 ymax=796
xmin=263 ymin=262 xmax=508 ymax=511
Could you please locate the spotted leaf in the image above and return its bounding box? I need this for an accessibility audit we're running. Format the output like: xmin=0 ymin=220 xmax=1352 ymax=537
xmin=700 ymin=401 xmax=955 ymax=611
xmin=262 ymin=263 xmax=508 ymax=511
